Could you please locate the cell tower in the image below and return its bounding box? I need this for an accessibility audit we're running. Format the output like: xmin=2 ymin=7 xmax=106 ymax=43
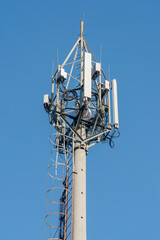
xmin=43 ymin=21 xmax=119 ymax=240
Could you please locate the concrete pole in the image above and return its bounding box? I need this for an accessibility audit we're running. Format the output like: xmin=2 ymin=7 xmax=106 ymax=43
xmin=72 ymin=21 xmax=87 ymax=240
xmin=72 ymin=128 xmax=87 ymax=240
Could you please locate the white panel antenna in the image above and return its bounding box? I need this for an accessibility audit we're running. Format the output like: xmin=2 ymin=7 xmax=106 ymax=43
xmin=112 ymin=79 xmax=119 ymax=129
xmin=43 ymin=94 xmax=50 ymax=113
xmin=43 ymin=94 xmax=49 ymax=105
xmin=104 ymin=80 xmax=110 ymax=91
xmin=92 ymin=62 xmax=101 ymax=80
xmin=84 ymin=52 xmax=92 ymax=99
xmin=56 ymin=68 xmax=67 ymax=82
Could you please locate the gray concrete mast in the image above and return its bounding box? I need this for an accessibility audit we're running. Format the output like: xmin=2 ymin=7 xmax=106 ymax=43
xmin=72 ymin=20 xmax=87 ymax=240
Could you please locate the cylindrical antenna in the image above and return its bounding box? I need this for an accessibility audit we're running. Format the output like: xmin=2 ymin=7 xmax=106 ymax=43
xmin=51 ymin=60 xmax=54 ymax=100
xmin=112 ymin=79 xmax=119 ymax=129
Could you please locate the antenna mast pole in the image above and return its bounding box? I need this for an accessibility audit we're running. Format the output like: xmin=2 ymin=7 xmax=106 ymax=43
xmin=72 ymin=20 xmax=87 ymax=240
xmin=43 ymin=20 xmax=120 ymax=240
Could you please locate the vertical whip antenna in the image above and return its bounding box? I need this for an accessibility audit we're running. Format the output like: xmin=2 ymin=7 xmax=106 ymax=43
xmin=52 ymin=60 xmax=54 ymax=76
xmin=108 ymin=64 xmax=110 ymax=81
xmin=100 ymin=44 xmax=102 ymax=64
xmin=57 ymin=48 xmax=59 ymax=67
xmin=83 ymin=12 xmax=85 ymax=22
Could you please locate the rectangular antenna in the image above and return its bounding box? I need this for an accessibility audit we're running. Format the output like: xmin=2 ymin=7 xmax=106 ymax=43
xmin=112 ymin=79 xmax=119 ymax=129
xmin=84 ymin=52 xmax=92 ymax=98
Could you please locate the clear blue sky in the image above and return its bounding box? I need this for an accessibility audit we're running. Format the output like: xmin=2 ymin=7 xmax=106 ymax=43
xmin=1 ymin=0 xmax=160 ymax=239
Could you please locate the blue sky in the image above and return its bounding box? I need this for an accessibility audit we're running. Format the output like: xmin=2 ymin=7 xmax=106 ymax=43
xmin=0 ymin=0 xmax=160 ymax=239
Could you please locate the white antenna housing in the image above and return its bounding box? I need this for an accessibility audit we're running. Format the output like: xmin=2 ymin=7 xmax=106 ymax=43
xmin=84 ymin=52 xmax=92 ymax=99
xmin=112 ymin=79 xmax=119 ymax=129
xmin=92 ymin=62 xmax=101 ymax=80
xmin=43 ymin=94 xmax=49 ymax=105
xmin=56 ymin=68 xmax=67 ymax=82
xmin=104 ymin=80 xmax=110 ymax=91
xmin=43 ymin=94 xmax=50 ymax=113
